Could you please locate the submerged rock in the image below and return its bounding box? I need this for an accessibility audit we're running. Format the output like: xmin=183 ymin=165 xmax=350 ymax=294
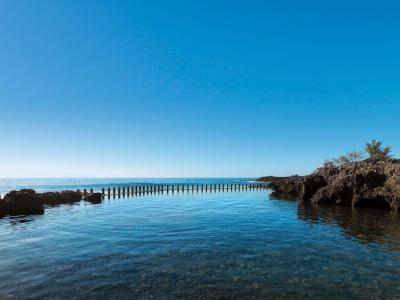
xmin=259 ymin=159 xmax=400 ymax=211
xmin=39 ymin=191 xmax=82 ymax=205
xmin=84 ymin=193 xmax=103 ymax=204
xmin=0 ymin=189 xmax=44 ymax=216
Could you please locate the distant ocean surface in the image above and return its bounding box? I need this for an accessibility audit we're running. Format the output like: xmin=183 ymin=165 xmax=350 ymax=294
xmin=0 ymin=178 xmax=255 ymax=195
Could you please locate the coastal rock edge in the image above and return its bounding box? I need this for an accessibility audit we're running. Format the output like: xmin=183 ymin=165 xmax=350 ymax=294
xmin=259 ymin=159 xmax=400 ymax=211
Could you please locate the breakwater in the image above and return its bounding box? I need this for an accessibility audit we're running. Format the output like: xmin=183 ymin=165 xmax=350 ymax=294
xmin=85 ymin=183 xmax=268 ymax=198
xmin=0 ymin=183 xmax=269 ymax=217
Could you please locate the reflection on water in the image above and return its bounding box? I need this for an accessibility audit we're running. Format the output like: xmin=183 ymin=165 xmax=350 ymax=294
xmin=0 ymin=191 xmax=399 ymax=299
xmin=298 ymin=203 xmax=400 ymax=251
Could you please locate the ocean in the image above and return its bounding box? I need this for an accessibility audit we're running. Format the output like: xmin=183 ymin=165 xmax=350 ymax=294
xmin=0 ymin=178 xmax=399 ymax=299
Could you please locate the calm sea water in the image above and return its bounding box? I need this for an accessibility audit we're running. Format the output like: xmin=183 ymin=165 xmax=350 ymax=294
xmin=0 ymin=178 xmax=254 ymax=196
xmin=0 ymin=179 xmax=399 ymax=299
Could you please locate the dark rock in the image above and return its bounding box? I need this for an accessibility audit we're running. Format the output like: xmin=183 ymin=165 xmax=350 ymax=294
xmin=257 ymin=176 xmax=298 ymax=182
xmin=84 ymin=193 xmax=103 ymax=204
xmin=259 ymin=159 xmax=400 ymax=211
xmin=39 ymin=191 xmax=82 ymax=205
xmin=266 ymin=176 xmax=303 ymax=200
xmin=0 ymin=189 xmax=44 ymax=216
xmin=299 ymin=175 xmax=327 ymax=202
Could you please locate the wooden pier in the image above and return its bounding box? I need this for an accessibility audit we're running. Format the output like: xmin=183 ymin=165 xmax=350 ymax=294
xmin=83 ymin=183 xmax=268 ymax=198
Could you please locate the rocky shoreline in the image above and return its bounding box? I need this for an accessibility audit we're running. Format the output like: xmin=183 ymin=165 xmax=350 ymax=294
xmin=259 ymin=159 xmax=400 ymax=211
xmin=0 ymin=189 xmax=103 ymax=217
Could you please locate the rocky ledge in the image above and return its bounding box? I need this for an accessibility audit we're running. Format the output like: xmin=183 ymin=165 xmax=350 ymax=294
xmin=0 ymin=189 xmax=104 ymax=217
xmin=259 ymin=159 xmax=400 ymax=211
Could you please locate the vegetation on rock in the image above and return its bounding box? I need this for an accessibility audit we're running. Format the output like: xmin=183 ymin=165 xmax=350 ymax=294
xmin=324 ymin=140 xmax=392 ymax=168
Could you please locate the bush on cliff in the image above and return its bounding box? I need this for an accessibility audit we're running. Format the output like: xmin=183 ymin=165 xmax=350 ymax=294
xmin=325 ymin=139 xmax=391 ymax=168
xmin=365 ymin=139 xmax=391 ymax=160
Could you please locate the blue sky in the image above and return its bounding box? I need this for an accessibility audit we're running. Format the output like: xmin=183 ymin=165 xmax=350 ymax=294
xmin=0 ymin=0 xmax=399 ymax=178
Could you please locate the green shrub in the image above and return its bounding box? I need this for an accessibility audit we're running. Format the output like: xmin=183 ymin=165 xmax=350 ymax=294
xmin=365 ymin=139 xmax=391 ymax=160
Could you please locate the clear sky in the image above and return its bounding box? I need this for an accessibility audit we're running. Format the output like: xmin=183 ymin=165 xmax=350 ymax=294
xmin=0 ymin=0 xmax=399 ymax=178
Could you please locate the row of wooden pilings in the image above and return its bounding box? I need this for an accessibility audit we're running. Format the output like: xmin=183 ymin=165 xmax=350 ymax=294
xmin=79 ymin=183 xmax=268 ymax=198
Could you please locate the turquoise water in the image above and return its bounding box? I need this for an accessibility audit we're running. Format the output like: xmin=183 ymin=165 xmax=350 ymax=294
xmin=0 ymin=183 xmax=400 ymax=299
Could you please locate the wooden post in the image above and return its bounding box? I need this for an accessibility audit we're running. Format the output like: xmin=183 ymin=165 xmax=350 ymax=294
xmin=107 ymin=187 xmax=111 ymax=197
xmin=101 ymin=188 xmax=105 ymax=195
xmin=118 ymin=187 xmax=121 ymax=196
xmin=83 ymin=189 xmax=87 ymax=196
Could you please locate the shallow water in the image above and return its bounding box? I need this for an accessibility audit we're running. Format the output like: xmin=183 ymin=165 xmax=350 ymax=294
xmin=0 ymin=189 xmax=399 ymax=299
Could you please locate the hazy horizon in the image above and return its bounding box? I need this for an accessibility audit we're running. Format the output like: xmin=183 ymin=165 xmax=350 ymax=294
xmin=1 ymin=1 xmax=399 ymax=178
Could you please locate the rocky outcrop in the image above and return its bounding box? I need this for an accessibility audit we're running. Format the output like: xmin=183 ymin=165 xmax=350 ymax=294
xmin=259 ymin=159 xmax=400 ymax=211
xmin=0 ymin=190 xmax=83 ymax=217
xmin=84 ymin=193 xmax=103 ymax=204
xmin=266 ymin=176 xmax=303 ymax=200
xmin=0 ymin=189 xmax=44 ymax=216
xmin=39 ymin=191 xmax=82 ymax=205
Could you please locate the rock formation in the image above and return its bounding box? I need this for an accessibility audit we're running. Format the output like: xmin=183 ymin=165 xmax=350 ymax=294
xmin=0 ymin=190 xmax=83 ymax=217
xmin=39 ymin=191 xmax=82 ymax=205
xmin=84 ymin=193 xmax=103 ymax=204
xmin=0 ymin=189 xmax=44 ymax=217
xmin=259 ymin=159 xmax=400 ymax=211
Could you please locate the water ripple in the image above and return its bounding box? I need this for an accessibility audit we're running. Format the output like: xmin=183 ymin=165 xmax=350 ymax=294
xmin=0 ymin=190 xmax=399 ymax=299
